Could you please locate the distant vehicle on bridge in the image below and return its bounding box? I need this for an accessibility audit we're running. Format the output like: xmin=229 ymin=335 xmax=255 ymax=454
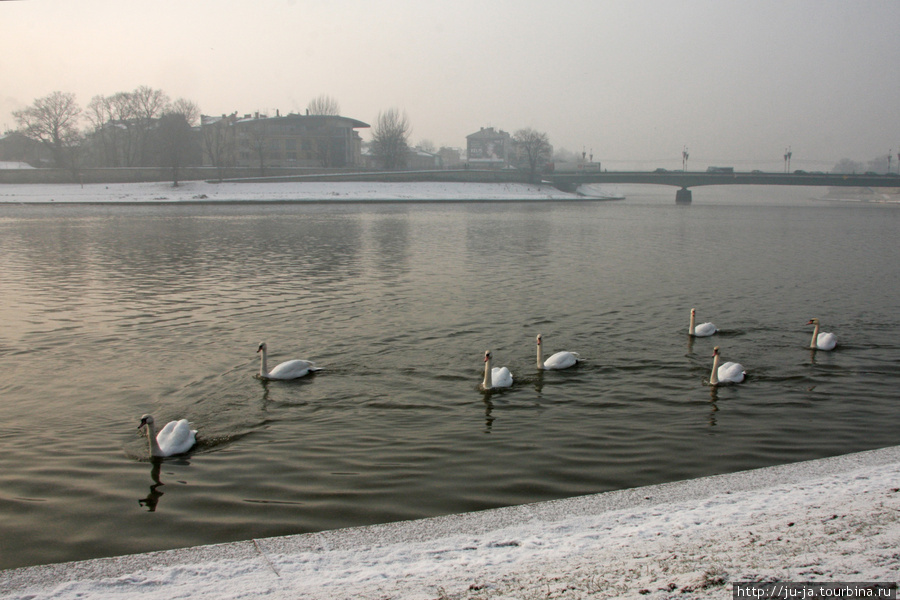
xmin=706 ymin=166 xmax=734 ymax=174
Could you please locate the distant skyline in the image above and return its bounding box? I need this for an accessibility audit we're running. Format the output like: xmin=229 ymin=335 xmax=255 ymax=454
xmin=2 ymin=0 xmax=899 ymax=170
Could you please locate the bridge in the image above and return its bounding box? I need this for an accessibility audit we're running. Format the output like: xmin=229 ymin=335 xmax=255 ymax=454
xmin=215 ymin=168 xmax=900 ymax=203
xmin=547 ymin=170 xmax=900 ymax=203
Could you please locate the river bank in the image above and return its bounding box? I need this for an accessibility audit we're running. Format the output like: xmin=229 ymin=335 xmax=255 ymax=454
xmin=2 ymin=446 xmax=898 ymax=599
xmin=0 ymin=180 xmax=623 ymax=203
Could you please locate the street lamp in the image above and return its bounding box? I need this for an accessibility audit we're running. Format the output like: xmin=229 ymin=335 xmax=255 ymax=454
xmin=784 ymin=146 xmax=792 ymax=173
xmin=682 ymin=146 xmax=689 ymax=172
xmin=889 ymin=150 xmax=893 ymax=174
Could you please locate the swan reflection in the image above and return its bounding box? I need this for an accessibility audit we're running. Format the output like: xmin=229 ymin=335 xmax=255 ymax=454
xmin=138 ymin=456 xmax=192 ymax=512
xmin=138 ymin=459 xmax=164 ymax=512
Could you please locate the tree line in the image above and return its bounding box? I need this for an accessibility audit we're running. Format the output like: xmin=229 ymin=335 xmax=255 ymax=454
xmin=10 ymin=88 xmax=554 ymax=184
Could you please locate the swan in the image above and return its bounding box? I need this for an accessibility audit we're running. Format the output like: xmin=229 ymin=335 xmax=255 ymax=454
xmin=257 ymin=342 xmax=320 ymax=380
xmin=689 ymin=308 xmax=717 ymax=337
xmin=807 ymin=319 xmax=837 ymax=351
xmin=709 ymin=346 xmax=745 ymax=385
xmin=480 ymin=350 xmax=513 ymax=390
xmin=138 ymin=414 xmax=197 ymax=457
xmin=536 ymin=334 xmax=579 ymax=370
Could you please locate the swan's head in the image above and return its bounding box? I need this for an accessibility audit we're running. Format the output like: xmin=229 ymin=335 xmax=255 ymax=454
xmin=711 ymin=346 xmax=721 ymax=357
xmin=138 ymin=414 xmax=154 ymax=430
xmin=257 ymin=342 xmax=267 ymax=353
xmin=484 ymin=350 xmax=492 ymax=362
xmin=807 ymin=318 xmax=819 ymax=325
xmin=691 ymin=308 xmax=696 ymax=316
xmin=536 ymin=334 xmax=543 ymax=345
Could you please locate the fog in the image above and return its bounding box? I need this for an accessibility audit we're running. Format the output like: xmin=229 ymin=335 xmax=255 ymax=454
xmin=2 ymin=0 xmax=898 ymax=171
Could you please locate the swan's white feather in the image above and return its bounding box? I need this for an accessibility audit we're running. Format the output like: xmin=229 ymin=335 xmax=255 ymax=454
xmin=816 ymin=332 xmax=838 ymax=351
xmin=156 ymin=419 xmax=198 ymax=456
xmin=693 ymin=322 xmax=718 ymax=337
xmin=543 ymin=351 xmax=579 ymax=370
xmin=717 ymin=361 xmax=746 ymax=384
xmin=267 ymin=359 xmax=318 ymax=380
xmin=491 ymin=366 xmax=513 ymax=388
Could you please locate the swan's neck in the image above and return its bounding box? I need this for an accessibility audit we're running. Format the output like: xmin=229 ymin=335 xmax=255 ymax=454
xmin=146 ymin=422 xmax=163 ymax=457
xmin=482 ymin=358 xmax=492 ymax=390
xmin=536 ymin=341 xmax=544 ymax=370
xmin=259 ymin=348 xmax=268 ymax=377
xmin=709 ymin=354 xmax=720 ymax=385
xmin=810 ymin=323 xmax=820 ymax=349
xmin=689 ymin=312 xmax=696 ymax=335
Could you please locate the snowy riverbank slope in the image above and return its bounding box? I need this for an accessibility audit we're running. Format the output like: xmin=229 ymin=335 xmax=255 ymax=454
xmin=0 ymin=180 xmax=622 ymax=203
xmin=1 ymin=446 xmax=898 ymax=600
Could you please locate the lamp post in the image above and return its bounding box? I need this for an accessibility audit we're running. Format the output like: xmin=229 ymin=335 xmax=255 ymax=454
xmin=784 ymin=146 xmax=792 ymax=173
xmin=682 ymin=146 xmax=689 ymax=172
xmin=889 ymin=150 xmax=893 ymax=174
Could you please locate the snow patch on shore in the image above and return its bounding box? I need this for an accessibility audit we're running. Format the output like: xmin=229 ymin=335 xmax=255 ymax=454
xmin=0 ymin=181 xmax=623 ymax=203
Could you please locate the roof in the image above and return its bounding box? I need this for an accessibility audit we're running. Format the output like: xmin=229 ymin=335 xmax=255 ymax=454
xmin=467 ymin=127 xmax=509 ymax=140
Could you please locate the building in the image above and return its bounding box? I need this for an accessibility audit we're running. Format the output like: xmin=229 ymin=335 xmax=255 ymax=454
xmin=466 ymin=127 xmax=511 ymax=169
xmin=202 ymin=111 xmax=370 ymax=170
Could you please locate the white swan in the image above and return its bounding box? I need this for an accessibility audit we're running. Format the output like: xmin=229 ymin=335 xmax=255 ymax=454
xmin=257 ymin=342 xmax=320 ymax=380
xmin=807 ymin=318 xmax=837 ymax=351
xmin=138 ymin=414 xmax=197 ymax=457
xmin=536 ymin=334 xmax=579 ymax=370
xmin=709 ymin=346 xmax=745 ymax=385
xmin=689 ymin=308 xmax=717 ymax=337
xmin=480 ymin=350 xmax=513 ymax=390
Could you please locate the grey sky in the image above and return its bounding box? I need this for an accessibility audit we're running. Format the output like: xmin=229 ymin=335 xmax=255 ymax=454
xmin=3 ymin=0 xmax=898 ymax=170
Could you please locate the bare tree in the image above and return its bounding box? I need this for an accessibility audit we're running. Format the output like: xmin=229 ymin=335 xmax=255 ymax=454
xmin=131 ymin=86 xmax=171 ymax=166
xmin=372 ymin=107 xmax=411 ymax=170
xmin=513 ymin=128 xmax=552 ymax=182
xmin=201 ymin=114 xmax=235 ymax=181
xmin=13 ymin=91 xmax=82 ymax=169
xmin=307 ymin=94 xmax=341 ymax=116
xmin=154 ymin=112 xmax=193 ymax=186
xmin=171 ymin=98 xmax=200 ymax=127
xmin=245 ymin=120 xmax=269 ymax=176
xmin=85 ymin=94 xmax=117 ymax=167
xmin=108 ymin=91 xmax=140 ymax=166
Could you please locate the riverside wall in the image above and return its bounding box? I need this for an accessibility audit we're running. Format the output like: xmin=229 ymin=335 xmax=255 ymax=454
xmin=0 ymin=167 xmax=349 ymax=185
xmin=0 ymin=167 xmax=533 ymax=186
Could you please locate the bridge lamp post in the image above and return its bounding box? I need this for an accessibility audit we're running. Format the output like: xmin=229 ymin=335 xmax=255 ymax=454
xmin=889 ymin=150 xmax=893 ymax=174
xmin=682 ymin=146 xmax=689 ymax=172
xmin=784 ymin=147 xmax=792 ymax=173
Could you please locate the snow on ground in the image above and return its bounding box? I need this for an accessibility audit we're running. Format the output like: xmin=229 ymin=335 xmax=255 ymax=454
xmin=2 ymin=446 xmax=898 ymax=600
xmin=0 ymin=180 xmax=621 ymax=203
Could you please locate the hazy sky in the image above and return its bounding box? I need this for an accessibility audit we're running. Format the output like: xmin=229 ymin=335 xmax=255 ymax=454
xmin=3 ymin=0 xmax=899 ymax=170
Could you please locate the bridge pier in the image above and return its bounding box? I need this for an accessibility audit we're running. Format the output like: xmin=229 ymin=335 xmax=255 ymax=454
xmin=675 ymin=187 xmax=692 ymax=204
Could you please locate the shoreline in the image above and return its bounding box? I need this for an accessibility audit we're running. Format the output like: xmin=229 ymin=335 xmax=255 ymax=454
xmin=2 ymin=445 xmax=898 ymax=599
xmin=0 ymin=180 xmax=625 ymax=204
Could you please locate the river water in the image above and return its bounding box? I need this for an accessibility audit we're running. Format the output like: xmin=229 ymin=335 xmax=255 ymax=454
xmin=1 ymin=185 xmax=898 ymax=569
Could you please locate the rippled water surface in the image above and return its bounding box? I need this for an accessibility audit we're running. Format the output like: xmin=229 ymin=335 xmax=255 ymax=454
xmin=1 ymin=186 xmax=899 ymax=569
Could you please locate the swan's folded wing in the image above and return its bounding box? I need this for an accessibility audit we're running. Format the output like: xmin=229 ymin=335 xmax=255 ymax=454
xmin=545 ymin=351 xmax=578 ymax=369
xmin=268 ymin=359 xmax=315 ymax=379
xmin=157 ymin=419 xmax=196 ymax=453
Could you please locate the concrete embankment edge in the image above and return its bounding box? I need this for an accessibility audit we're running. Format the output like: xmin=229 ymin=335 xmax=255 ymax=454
xmin=2 ymin=445 xmax=899 ymax=593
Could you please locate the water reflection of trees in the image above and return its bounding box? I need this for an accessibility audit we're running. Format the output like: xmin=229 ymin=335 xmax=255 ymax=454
xmin=369 ymin=213 xmax=410 ymax=278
